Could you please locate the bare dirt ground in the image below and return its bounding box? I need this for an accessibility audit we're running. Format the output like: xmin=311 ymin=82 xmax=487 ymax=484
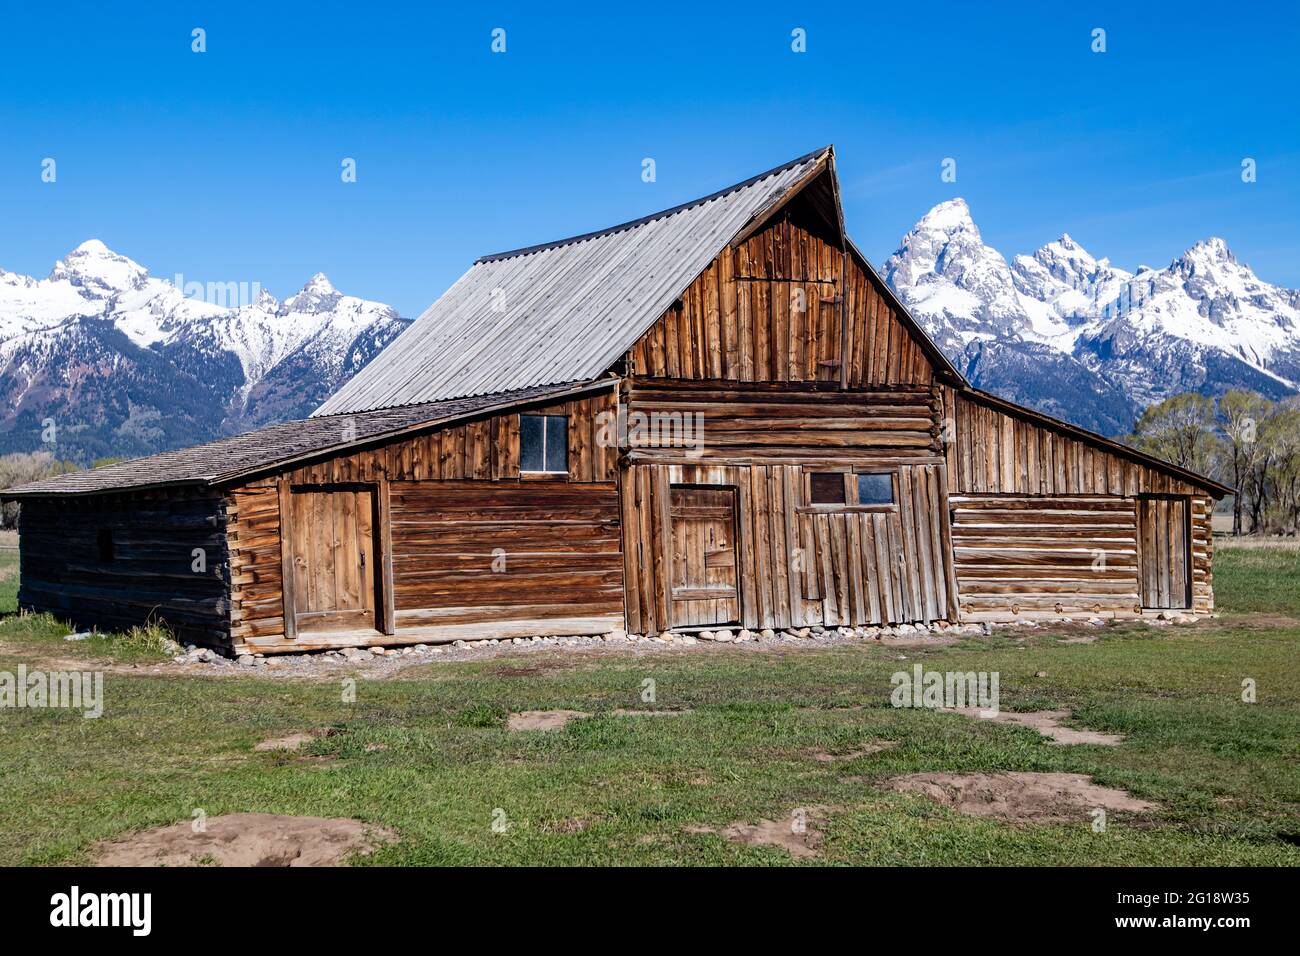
xmin=507 ymin=709 xmax=592 ymax=731
xmin=887 ymin=772 xmax=1157 ymax=824
xmin=943 ymin=708 xmax=1125 ymax=745
xmin=254 ymin=728 xmax=335 ymax=751
xmin=93 ymin=813 xmax=395 ymax=867
xmin=805 ymin=741 xmax=898 ymax=762
xmin=690 ymin=807 xmax=829 ymax=858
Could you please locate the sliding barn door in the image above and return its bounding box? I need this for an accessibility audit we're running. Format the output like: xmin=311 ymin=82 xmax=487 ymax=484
xmin=290 ymin=487 xmax=380 ymax=633
xmin=1137 ymin=497 xmax=1190 ymax=610
xmin=669 ymin=485 xmax=740 ymax=627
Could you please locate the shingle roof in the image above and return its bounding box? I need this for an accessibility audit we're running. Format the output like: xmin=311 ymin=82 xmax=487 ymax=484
xmin=314 ymin=147 xmax=833 ymax=415
xmin=1 ymin=381 xmax=611 ymax=497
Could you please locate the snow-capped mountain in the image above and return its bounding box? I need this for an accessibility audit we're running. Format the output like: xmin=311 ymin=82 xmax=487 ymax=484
xmin=882 ymin=200 xmax=1300 ymax=434
xmin=0 ymin=241 xmax=409 ymax=462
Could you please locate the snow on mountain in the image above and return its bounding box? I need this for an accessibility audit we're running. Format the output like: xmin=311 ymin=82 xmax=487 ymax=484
xmin=0 ymin=242 xmax=410 ymax=462
xmin=882 ymin=201 xmax=1300 ymax=434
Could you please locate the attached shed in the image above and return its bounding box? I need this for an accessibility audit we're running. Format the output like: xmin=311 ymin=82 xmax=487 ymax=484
xmin=3 ymin=146 xmax=1230 ymax=654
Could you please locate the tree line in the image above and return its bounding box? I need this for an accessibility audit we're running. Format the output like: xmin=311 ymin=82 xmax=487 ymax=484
xmin=0 ymin=452 xmax=123 ymax=529
xmin=1127 ymin=390 xmax=1300 ymax=535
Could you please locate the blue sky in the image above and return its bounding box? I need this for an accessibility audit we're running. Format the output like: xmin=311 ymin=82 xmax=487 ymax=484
xmin=1 ymin=1 xmax=1296 ymax=316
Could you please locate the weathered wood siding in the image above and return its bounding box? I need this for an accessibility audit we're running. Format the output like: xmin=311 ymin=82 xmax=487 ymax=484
xmin=625 ymin=379 xmax=940 ymax=461
xmin=389 ymin=481 xmax=623 ymax=633
xmin=18 ymin=490 xmax=230 ymax=646
xmin=264 ymin=390 xmax=617 ymax=486
xmin=942 ymin=389 xmax=1205 ymax=497
xmin=621 ymin=460 xmax=955 ymax=634
xmin=226 ymin=389 xmax=623 ymax=652
xmin=1191 ymin=495 xmax=1214 ymax=614
xmin=627 ymin=215 xmax=933 ymax=387
xmin=942 ymin=389 xmax=1217 ymax=617
xmin=949 ymin=496 xmax=1140 ymax=621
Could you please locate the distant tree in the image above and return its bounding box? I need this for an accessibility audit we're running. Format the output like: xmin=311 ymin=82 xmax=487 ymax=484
xmin=1216 ymin=390 xmax=1272 ymax=535
xmin=0 ymin=452 xmax=80 ymax=529
xmin=1131 ymin=392 xmax=1217 ymax=474
xmin=1255 ymin=401 xmax=1300 ymax=533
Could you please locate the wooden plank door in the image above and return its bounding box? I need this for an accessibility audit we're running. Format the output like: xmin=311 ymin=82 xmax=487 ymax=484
xmin=290 ymin=487 xmax=380 ymax=633
xmin=1138 ymin=497 xmax=1190 ymax=609
xmin=669 ymin=485 xmax=740 ymax=627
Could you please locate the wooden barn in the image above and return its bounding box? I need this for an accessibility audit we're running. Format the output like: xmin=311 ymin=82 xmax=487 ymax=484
xmin=3 ymin=147 xmax=1231 ymax=655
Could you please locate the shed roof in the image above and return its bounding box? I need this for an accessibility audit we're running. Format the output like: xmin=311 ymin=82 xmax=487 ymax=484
xmin=314 ymin=147 xmax=836 ymax=415
xmin=2 ymin=381 xmax=611 ymax=498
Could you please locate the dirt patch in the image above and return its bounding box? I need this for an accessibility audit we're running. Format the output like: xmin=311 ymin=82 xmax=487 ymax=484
xmin=806 ymin=740 xmax=897 ymax=762
xmin=1058 ymin=634 xmax=1099 ymax=644
xmin=254 ymin=728 xmax=336 ymax=751
xmin=543 ymin=817 xmax=590 ymax=834
xmin=611 ymin=708 xmax=692 ymax=717
xmin=945 ymin=708 xmax=1125 ymax=746
xmin=507 ymin=709 xmax=591 ymax=731
xmin=887 ymin=772 xmax=1156 ymax=824
xmin=93 ymin=813 xmax=395 ymax=867
xmin=691 ymin=807 xmax=827 ymax=858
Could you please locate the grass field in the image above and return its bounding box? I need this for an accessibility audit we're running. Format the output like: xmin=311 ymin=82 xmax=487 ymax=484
xmin=0 ymin=541 xmax=1297 ymax=866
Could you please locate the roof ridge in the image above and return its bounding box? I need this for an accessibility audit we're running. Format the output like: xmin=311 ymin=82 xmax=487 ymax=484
xmin=473 ymin=145 xmax=832 ymax=264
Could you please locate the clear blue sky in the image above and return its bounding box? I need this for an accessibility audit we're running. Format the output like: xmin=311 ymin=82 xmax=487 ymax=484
xmin=1 ymin=1 xmax=1296 ymax=316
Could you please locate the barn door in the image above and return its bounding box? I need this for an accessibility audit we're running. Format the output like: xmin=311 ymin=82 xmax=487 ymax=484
xmin=290 ymin=487 xmax=381 ymax=633
xmin=669 ymin=485 xmax=740 ymax=627
xmin=1138 ymin=497 xmax=1190 ymax=610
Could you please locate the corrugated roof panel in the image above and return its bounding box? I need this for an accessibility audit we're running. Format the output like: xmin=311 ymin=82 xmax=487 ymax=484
xmin=314 ymin=149 xmax=828 ymax=415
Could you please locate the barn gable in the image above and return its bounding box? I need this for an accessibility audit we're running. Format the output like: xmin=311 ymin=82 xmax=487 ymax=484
xmin=315 ymin=148 xmax=839 ymax=414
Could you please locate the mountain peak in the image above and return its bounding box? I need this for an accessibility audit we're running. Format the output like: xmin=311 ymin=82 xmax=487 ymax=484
xmin=915 ymin=198 xmax=976 ymax=235
xmin=302 ymin=272 xmax=336 ymax=294
xmin=49 ymin=239 xmax=148 ymax=296
xmin=1187 ymin=236 xmax=1234 ymax=260
xmin=72 ymin=239 xmax=112 ymax=255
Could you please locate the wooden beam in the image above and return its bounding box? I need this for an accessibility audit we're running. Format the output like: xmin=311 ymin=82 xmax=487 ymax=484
xmin=276 ymin=476 xmax=298 ymax=641
xmin=377 ymin=475 xmax=396 ymax=635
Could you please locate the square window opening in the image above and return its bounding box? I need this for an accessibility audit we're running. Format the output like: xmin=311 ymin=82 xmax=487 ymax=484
xmin=520 ymin=414 xmax=569 ymax=474
xmin=809 ymin=472 xmax=846 ymax=505
xmin=856 ymin=473 xmax=894 ymax=505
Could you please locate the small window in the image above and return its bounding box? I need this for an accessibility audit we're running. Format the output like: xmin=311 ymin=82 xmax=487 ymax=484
xmin=97 ymin=528 xmax=114 ymax=563
xmin=520 ymin=414 xmax=568 ymax=474
xmin=856 ymin=473 xmax=894 ymax=505
xmin=809 ymin=473 xmax=846 ymax=505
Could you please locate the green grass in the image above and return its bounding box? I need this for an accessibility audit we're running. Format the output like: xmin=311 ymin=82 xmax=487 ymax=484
xmin=0 ymin=547 xmax=17 ymax=615
xmin=1214 ymin=541 xmax=1300 ymax=615
xmin=0 ymin=547 xmax=1297 ymax=866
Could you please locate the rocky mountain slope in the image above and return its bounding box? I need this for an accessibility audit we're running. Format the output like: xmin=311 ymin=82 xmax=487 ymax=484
xmin=881 ymin=199 xmax=1300 ymax=435
xmin=0 ymin=242 xmax=409 ymax=463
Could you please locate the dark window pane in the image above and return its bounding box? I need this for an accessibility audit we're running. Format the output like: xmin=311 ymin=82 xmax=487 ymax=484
xmin=857 ymin=473 xmax=894 ymax=505
xmin=520 ymin=415 xmax=545 ymax=472
xmin=545 ymin=415 xmax=568 ymax=473
xmin=809 ymin=472 xmax=845 ymax=505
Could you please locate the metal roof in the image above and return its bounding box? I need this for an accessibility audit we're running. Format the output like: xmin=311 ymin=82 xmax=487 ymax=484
xmin=2 ymin=381 xmax=612 ymax=497
xmin=314 ymin=147 xmax=832 ymax=415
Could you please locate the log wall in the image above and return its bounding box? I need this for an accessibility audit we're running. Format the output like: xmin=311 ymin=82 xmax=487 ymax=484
xmin=942 ymin=389 xmax=1217 ymax=618
xmin=17 ymin=489 xmax=230 ymax=646
xmin=388 ymin=481 xmax=623 ymax=634
xmin=225 ymin=389 xmax=623 ymax=653
xmin=625 ymin=379 xmax=940 ymax=461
